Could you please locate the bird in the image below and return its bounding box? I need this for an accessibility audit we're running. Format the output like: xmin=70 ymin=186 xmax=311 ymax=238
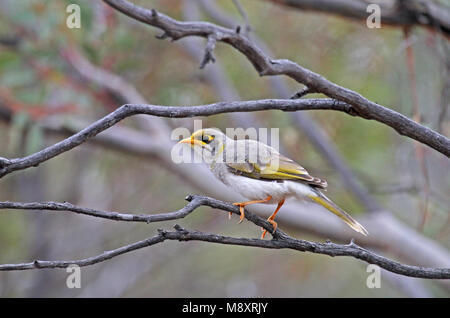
xmin=178 ymin=128 xmax=368 ymax=239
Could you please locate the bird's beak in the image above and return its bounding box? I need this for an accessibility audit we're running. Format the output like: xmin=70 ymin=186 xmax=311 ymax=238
xmin=178 ymin=137 xmax=205 ymax=147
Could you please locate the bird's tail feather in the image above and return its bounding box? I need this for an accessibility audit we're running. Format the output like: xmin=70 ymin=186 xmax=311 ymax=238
xmin=307 ymin=191 xmax=368 ymax=236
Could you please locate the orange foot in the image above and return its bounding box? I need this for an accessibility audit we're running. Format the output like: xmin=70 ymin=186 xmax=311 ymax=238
xmin=231 ymin=196 xmax=272 ymax=224
xmin=261 ymin=199 xmax=285 ymax=239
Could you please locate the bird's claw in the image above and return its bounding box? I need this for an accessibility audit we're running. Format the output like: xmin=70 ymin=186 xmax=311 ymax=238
xmin=260 ymin=219 xmax=277 ymax=239
xmin=237 ymin=206 xmax=245 ymax=224
xmin=269 ymin=219 xmax=278 ymax=232
xmin=261 ymin=228 xmax=267 ymax=239
xmin=232 ymin=203 xmax=245 ymax=224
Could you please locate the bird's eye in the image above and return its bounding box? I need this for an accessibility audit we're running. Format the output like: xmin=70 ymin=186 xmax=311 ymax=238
xmin=202 ymin=135 xmax=214 ymax=144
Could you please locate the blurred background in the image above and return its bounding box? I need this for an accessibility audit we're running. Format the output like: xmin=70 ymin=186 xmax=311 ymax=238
xmin=0 ymin=0 xmax=449 ymax=297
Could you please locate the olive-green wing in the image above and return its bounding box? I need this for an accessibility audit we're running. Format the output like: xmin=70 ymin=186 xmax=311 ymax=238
xmin=225 ymin=142 xmax=327 ymax=188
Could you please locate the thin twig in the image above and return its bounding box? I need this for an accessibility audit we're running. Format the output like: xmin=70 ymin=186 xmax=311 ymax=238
xmin=403 ymin=27 xmax=431 ymax=232
xmin=232 ymin=0 xmax=251 ymax=36
xmin=290 ymin=87 xmax=315 ymax=99
xmin=199 ymin=35 xmax=217 ymax=69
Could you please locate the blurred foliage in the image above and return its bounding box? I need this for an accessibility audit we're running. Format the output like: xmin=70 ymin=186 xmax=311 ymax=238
xmin=0 ymin=0 xmax=448 ymax=297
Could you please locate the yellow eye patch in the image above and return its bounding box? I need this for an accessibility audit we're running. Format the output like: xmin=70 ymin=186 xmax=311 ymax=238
xmin=201 ymin=134 xmax=214 ymax=144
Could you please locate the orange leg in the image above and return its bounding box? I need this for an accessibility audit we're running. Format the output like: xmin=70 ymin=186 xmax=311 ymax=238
xmin=232 ymin=196 xmax=272 ymax=224
xmin=261 ymin=199 xmax=285 ymax=239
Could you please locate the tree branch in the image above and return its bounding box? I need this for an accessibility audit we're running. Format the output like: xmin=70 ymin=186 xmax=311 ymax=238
xmin=102 ymin=0 xmax=450 ymax=158
xmin=0 ymin=96 xmax=448 ymax=179
xmin=264 ymin=0 xmax=450 ymax=38
xmin=1 ymin=195 xmax=449 ymax=279
xmin=0 ymin=195 xmax=205 ymax=223
xmin=0 ymin=98 xmax=357 ymax=179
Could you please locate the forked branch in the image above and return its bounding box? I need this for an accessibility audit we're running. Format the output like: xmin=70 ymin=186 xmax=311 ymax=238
xmin=103 ymin=0 xmax=450 ymax=157
xmin=0 ymin=195 xmax=449 ymax=279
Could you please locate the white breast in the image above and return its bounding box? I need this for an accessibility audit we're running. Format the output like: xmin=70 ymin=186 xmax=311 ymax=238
xmin=209 ymin=161 xmax=315 ymax=204
xmin=223 ymin=173 xmax=292 ymax=204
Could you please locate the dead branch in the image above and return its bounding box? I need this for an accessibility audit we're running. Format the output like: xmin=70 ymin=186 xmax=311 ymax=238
xmin=264 ymin=0 xmax=450 ymax=38
xmin=0 ymin=98 xmax=358 ymax=178
xmin=0 ymin=195 xmax=449 ymax=279
xmin=102 ymin=0 xmax=450 ymax=158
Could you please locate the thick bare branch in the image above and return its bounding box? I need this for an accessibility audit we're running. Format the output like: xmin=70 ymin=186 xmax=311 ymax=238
xmin=1 ymin=195 xmax=449 ymax=279
xmin=290 ymin=87 xmax=316 ymax=99
xmin=0 ymin=98 xmax=357 ymax=179
xmin=264 ymin=0 xmax=450 ymax=38
xmin=102 ymin=0 xmax=450 ymax=158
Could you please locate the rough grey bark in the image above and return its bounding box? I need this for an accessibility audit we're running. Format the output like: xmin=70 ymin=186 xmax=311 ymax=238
xmin=102 ymin=0 xmax=450 ymax=158
xmin=1 ymin=195 xmax=449 ymax=279
xmin=264 ymin=0 xmax=450 ymax=37
xmin=0 ymin=98 xmax=365 ymax=178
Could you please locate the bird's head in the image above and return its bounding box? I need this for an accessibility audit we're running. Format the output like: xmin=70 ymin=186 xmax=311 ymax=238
xmin=178 ymin=128 xmax=227 ymax=161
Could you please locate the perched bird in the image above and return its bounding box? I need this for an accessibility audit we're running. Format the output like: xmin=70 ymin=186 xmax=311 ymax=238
xmin=179 ymin=128 xmax=368 ymax=239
